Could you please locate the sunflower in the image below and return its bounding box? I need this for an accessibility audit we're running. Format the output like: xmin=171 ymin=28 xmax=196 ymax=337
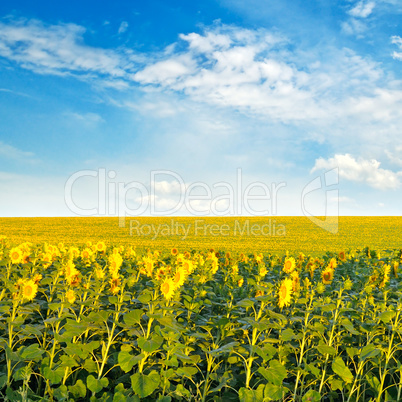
xmin=283 ymin=257 xmax=296 ymax=274
xmin=10 ymin=247 xmax=23 ymax=264
xmin=33 ymin=274 xmax=42 ymax=284
xmin=109 ymin=252 xmax=123 ymax=277
xmin=173 ymin=267 xmax=186 ymax=289
xmin=291 ymin=271 xmax=300 ymax=292
xmin=211 ymin=258 xmax=219 ymax=275
xmin=96 ymin=241 xmax=106 ymax=253
xmin=66 ymin=289 xmax=76 ymax=304
xmin=238 ymin=277 xmax=244 ymax=287
xmin=110 ymin=278 xmax=121 ymax=294
xmin=94 ymin=267 xmax=105 ymax=280
xmin=328 ymin=258 xmax=337 ymax=270
xmin=182 ymin=260 xmax=194 ymax=275
xmin=155 ymin=267 xmax=166 ymax=281
xmin=258 ymin=264 xmax=267 ymax=277
xmin=338 ymin=251 xmax=347 ymax=262
xmin=81 ymin=248 xmax=92 ymax=260
xmin=22 ymin=280 xmax=38 ymax=301
xmin=160 ymin=278 xmax=175 ymax=300
xmin=65 ymin=260 xmax=79 ymax=280
xmin=322 ymin=267 xmax=334 ymax=284
xmin=143 ymin=257 xmax=154 ymax=278
xmin=394 ymin=261 xmax=399 ymax=278
xmin=278 ymin=278 xmax=293 ymax=308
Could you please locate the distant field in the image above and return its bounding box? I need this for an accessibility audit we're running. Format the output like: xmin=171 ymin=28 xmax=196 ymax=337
xmin=0 ymin=216 xmax=401 ymax=255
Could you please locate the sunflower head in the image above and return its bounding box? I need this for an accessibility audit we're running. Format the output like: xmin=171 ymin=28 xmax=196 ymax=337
xmin=322 ymin=267 xmax=334 ymax=284
xmin=338 ymin=251 xmax=347 ymax=262
xmin=96 ymin=241 xmax=106 ymax=253
xmin=66 ymin=289 xmax=76 ymax=304
xmin=283 ymin=257 xmax=296 ymax=274
xmin=173 ymin=267 xmax=186 ymax=289
xmin=278 ymin=278 xmax=293 ymax=309
xmin=160 ymin=278 xmax=175 ymax=300
xmin=10 ymin=247 xmax=23 ymax=264
xmin=22 ymin=280 xmax=38 ymax=302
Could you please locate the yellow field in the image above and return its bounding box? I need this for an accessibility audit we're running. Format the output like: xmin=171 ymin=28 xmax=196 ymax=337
xmin=0 ymin=216 xmax=401 ymax=255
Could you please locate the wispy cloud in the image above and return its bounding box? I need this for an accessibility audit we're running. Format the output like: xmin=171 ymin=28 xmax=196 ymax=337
xmin=118 ymin=21 xmax=128 ymax=34
xmin=1 ymin=17 xmax=402 ymax=163
xmin=0 ymin=87 xmax=32 ymax=98
xmin=312 ymin=154 xmax=402 ymax=190
xmin=0 ymin=18 xmax=127 ymax=77
xmin=0 ymin=141 xmax=39 ymax=164
xmin=391 ymin=36 xmax=402 ymax=60
xmin=67 ymin=112 xmax=105 ymax=124
xmin=348 ymin=1 xmax=376 ymax=18
xmin=342 ymin=0 xmax=375 ymax=36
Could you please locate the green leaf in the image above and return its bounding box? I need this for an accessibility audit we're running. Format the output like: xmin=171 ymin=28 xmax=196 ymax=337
xmin=20 ymin=343 xmax=44 ymax=360
xmin=0 ymin=374 xmax=7 ymax=389
xmin=137 ymin=335 xmax=163 ymax=353
xmin=238 ymin=387 xmax=257 ymax=402
xmin=360 ymin=344 xmax=381 ymax=361
xmin=130 ymin=370 xmax=160 ymax=398
xmin=209 ymin=341 xmax=239 ymax=356
xmin=341 ymin=318 xmax=359 ymax=335
xmin=83 ymin=358 xmax=97 ymax=373
xmin=329 ymin=378 xmax=343 ymax=391
xmin=316 ymin=344 xmax=337 ymax=356
xmin=264 ymin=383 xmax=283 ymax=400
xmin=378 ymin=311 xmax=396 ymax=324
xmin=258 ymin=360 xmax=287 ymax=386
xmin=118 ymin=351 xmax=145 ymax=372
xmin=137 ymin=293 xmax=152 ymax=304
xmin=176 ymin=367 xmax=198 ymax=377
xmin=332 ymin=357 xmax=353 ymax=383
xmin=87 ymin=375 xmax=109 ymax=394
xmin=69 ymin=379 xmax=87 ymax=398
xmin=43 ymin=366 xmax=64 ymax=385
xmin=156 ymin=397 xmax=171 ymax=402
xmin=53 ymin=385 xmax=68 ymax=401
xmin=174 ymin=384 xmax=191 ymax=399
xmin=281 ymin=328 xmax=295 ymax=341
xmin=124 ymin=309 xmax=143 ymax=326
xmin=237 ymin=299 xmax=254 ymax=308
xmin=302 ymin=389 xmax=321 ymax=402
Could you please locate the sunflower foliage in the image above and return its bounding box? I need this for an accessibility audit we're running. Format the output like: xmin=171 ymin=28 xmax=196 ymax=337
xmin=0 ymin=237 xmax=402 ymax=401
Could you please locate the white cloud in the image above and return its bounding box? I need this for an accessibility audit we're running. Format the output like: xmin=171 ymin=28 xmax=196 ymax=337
xmin=0 ymin=18 xmax=127 ymax=77
xmin=385 ymin=147 xmax=402 ymax=166
xmin=118 ymin=21 xmax=128 ymax=34
xmin=1 ymin=18 xmax=402 ymax=146
xmin=152 ymin=180 xmax=187 ymax=195
xmin=341 ymin=19 xmax=368 ymax=36
xmin=311 ymin=153 xmax=402 ymax=190
xmin=0 ymin=141 xmax=38 ymax=163
xmin=342 ymin=1 xmax=375 ymax=37
xmin=391 ymin=36 xmax=402 ymax=60
xmin=348 ymin=1 xmax=376 ymax=18
xmin=68 ymin=112 xmax=105 ymax=124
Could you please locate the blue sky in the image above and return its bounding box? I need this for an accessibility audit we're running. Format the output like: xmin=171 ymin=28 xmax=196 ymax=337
xmin=0 ymin=0 xmax=402 ymax=218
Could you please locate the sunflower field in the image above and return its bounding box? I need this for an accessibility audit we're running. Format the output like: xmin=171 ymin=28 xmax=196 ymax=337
xmin=1 ymin=235 xmax=402 ymax=401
